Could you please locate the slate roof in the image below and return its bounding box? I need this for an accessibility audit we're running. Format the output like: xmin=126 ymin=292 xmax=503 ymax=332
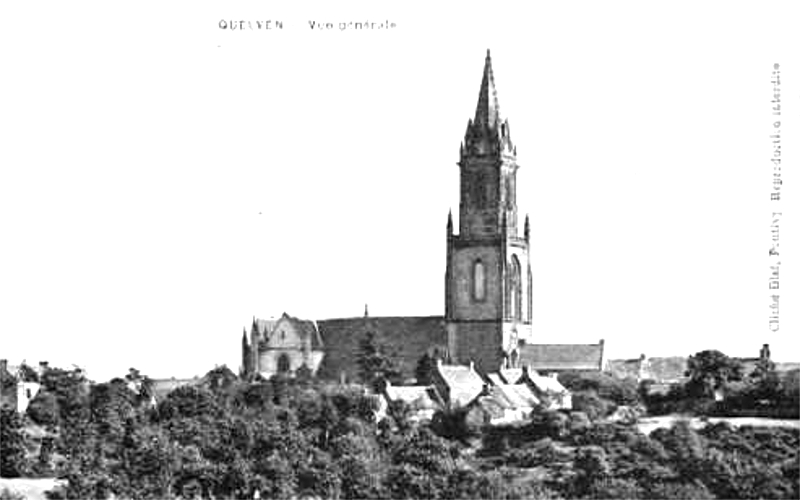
xmin=253 ymin=313 xmax=324 ymax=349
xmin=604 ymin=356 xmax=688 ymax=383
xmin=281 ymin=314 xmax=324 ymax=349
xmin=492 ymin=383 xmax=540 ymax=408
xmin=605 ymin=358 xmax=644 ymax=379
xmin=499 ymin=368 xmax=524 ymax=384
xmin=384 ymin=384 xmax=443 ymax=411
xmin=519 ymin=342 xmax=604 ymax=371
xmin=316 ymin=316 xmax=446 ymax=382
xmin=471 ymin=393 xmax=507 ymax=418
xmin=435 ymin=362 xmax=486 ymax=407
xmin=527 ymin=373 xmax=569 ymax=395
xmin=487 ymin=373 xmax=506 ymax=386
xmin=640 ymin=357 xmax=687 ymax=383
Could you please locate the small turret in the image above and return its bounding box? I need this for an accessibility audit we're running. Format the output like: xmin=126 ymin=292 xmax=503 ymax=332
xmin=524 ymin=214 xmax=530 ymax=242
xmin=447 ymin=210 xmax=453 ymax=236
xmin=760 ymin=343 xmax=771 ymax=361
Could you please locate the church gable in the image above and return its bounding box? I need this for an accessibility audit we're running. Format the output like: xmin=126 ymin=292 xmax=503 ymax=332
xmin=261 ymin=313 xmax=321 ymax=351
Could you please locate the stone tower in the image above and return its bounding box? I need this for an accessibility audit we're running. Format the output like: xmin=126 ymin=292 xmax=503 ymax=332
xmin=445 ymin=50 xmax=533 ymax=373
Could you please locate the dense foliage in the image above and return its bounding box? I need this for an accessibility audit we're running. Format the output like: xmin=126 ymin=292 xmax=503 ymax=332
xmin=2 ymin=361 xmax=798 ymax=499
xmin=642 ymin=350 xmax=800 ymax=419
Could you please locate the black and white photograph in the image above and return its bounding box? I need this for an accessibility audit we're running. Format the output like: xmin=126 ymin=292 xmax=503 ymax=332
xmin=1 ymin=1 xmax=798 ymax=499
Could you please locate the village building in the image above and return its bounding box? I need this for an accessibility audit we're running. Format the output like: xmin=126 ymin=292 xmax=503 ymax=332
xmin=378 ymin=381 xmax=445 ymax=424
xmin=494 ymin=367 xmax=571 ymax=410
xmin=604 ymin=344 xmax=797 ymax=397
xmin=431 ymin=360 xmax=486 ymax=408
xmin=605 ymin=355 xmax=688 ymax=395
xmin=0 ymin=360 xmax=46 ymax=413
xmin=466 ymin=382 xmax=540 ymax=426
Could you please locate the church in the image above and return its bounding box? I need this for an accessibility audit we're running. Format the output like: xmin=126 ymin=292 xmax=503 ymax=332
xmin=241 ymin=51 xmax=605 ymax=382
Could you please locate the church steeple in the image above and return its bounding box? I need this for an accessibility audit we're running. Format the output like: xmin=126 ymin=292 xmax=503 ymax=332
xmin=462 ymin=49 xmax=515 ymax=161
xmin=446 ymin=51 xmax=533 ymax=373
xmin=474 ymin=49 xmax=501 ymax=130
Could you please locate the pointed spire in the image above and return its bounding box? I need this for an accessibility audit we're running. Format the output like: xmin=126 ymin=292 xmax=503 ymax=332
xmin=447 ymin=209 xmax=453 ymax=235
xmin=474 ymin=49 xmax=501 ymax=130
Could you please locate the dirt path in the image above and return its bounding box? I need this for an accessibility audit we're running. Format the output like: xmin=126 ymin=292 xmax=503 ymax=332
xmin=637 ymin=415 xmax=800 ymax=434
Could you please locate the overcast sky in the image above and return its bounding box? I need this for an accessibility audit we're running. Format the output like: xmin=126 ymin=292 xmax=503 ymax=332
xmin=2 ymin=1 xmax=798 ymax=381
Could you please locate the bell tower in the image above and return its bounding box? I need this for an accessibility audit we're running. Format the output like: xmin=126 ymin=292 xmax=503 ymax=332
xmin=445 ymin=50 xmax=533 ymax=373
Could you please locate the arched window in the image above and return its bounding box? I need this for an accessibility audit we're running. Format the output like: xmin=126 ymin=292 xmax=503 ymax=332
xmin=508 ymin=256 xmax=522 ymax=320
xmin=277 ymin=353 xmax=291 ymax=373
xmin=473 ymin=259 xmax=486 ymax=301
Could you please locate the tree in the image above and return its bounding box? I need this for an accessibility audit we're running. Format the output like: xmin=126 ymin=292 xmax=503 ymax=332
xmin=204 ymin=365 xmax=237 ymax=395
xmin=571 ymin=390 xmax=611 ymax=420
xmin=26 ymin=390 xmax=60 ymax=427
xmin=415 ymin=352 xmax=436 ymax=386
xmin=431 ymin=407 xmax=480 ymax=443
xmin=685 ymin=350 xmax=743 ymax=399
xmin=573 ymin=445 xmax=611 ymax=497
xmin=90 ymin=379 xmax=137 ymax=446
xmin=157 ymin=385 xmax=221 ymax=421
xmin=356 ymin=331 xmax=401 ymax=391
xmin=123 ymin=426 xmax=179 ymax=499
xmin=0 ymin=408 xmax=28 ymax=477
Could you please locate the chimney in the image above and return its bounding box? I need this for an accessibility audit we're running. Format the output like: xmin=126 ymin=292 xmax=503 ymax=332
xmin=469 ymin=360 xmax=475 ymax=372
xmin=39 ymin=361 xmax=49 ymax=373
xmin=0 ymin=359 xmax=7 ymax=373
xmin=760 ymin=344 xmax=771 ymax=361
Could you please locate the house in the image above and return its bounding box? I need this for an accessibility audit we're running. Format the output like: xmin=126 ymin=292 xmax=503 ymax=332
xmin=379 ymin=381 xmax=444 ymax=424
xmin=466 ymin=381 xmax=540 ymax=426
xmin=494 ymin=367 xmax=572 ymax=410
xmin=606 ymin=354 xmax=688 ymax=395
xmin=606 ymin=345 xmax=795 ymax=397
xmin=431 ymin=360 xmax=486 ymax=408
xmin=0 ymin=359 xmax=44 ymax=413
xmin=526 ymin=372 xmax=572 ymax=410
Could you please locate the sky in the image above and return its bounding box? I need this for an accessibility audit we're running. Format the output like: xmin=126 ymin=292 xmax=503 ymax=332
xmin=1 ymin=1 xmax=798 ymax=382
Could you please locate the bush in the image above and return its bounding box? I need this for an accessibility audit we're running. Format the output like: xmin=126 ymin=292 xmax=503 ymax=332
xmin=26 ymin=390 xmax=60 ymax=427
xmin=559 ymin=371 xmax=641 ymax=407
xmin=0 ymin=488 xmax=25 ymax=500
xmin=571 ymin=391 xmax=612 ymax=420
